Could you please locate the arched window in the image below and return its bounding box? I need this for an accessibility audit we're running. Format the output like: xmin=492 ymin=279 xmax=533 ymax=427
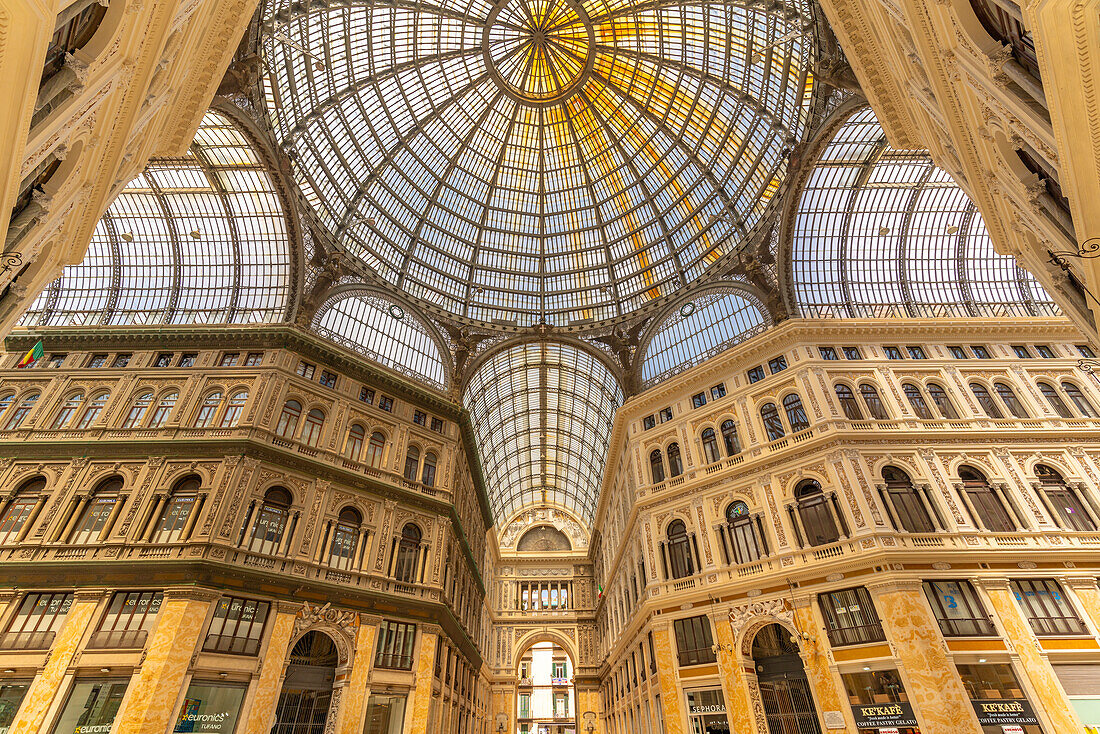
xmin=926 ymin=382 xmax=959 ymax=419
xmin=421 ymin=452 xmax=437 ymax=487
xmin=959 ymin=465 xmax=1015 ymax=532
xmin=760 ymin=403 xmax=785 ymax=441
xmin=76 ymin=391 xmax=109 ymax=429
xmin=122 ymin=391 xmax=153 ymax=429
xmin=723 ymin=501 xmax=765 ymax=565
xmin=1062 ymin=382 xmax=1099 ymax=418
xmin=667 ymin=443 xmax=683 ymax=478
xmin=649 ymin=449 xmax=665 ymax=484
xmin=783 ymin=394 xmax=809 ymax=432
xmin=394 ymin=523 xmax=422 ymax=583
xmin=1035 ymin=464 xmax=1096 ymax=531
xmin=148 ymin=391 xmax=177 ymax=428
xmin=994 ymin=382 xmax=1029 ymax=418
xmin=248 ymin=487 xmax=292 ymax=555
xmin=71 ymin=476 xmax=124 ymax=544
xmin=902 ymin=383 xmax=933 ymax=419
xmin=881 ymin=466 xmax=935 ymax=533
xmin=300 ymin=409 xmax=326 ymax=447
xmin=275 ymin=400 xmax=301 ymax=438
xmin=194 ymin=392 xmax=223 ymax=428
xmin=720 ymin=420 xmax=741 ymax=456
xmin=969 ymin=384 xmax=1004 ymax=419
xmin=968 ymin=0 xmax=1040 ymax=80
xmin=403 ymin=446 xmax=420 ymax=482
xmin=795 ymin=480 xmax=840 ymax=547
xmin=835 ymin=385 xmax=862 ymax=420
xmin=52 ymin=393 xmax=85 ymax=429
xmin=860 ymin=385 xmax=889 ymax=420
xmin=152 ymin=475 xmax=202 ymax=544
xmin=365 ymin=432 xmax=386 ymax=468
xmin=665 ymin=520 xmax=694 ymax=579
xmin=329 ymin=507 xmax=362 ymax=571
xmin=344 ymin=424 xmax=366 ymax=461
xmin=220 ymin=391 xmax=248 ymax=428
xmin=4 ymin=393 xmax=39 ymax=430
xmin=700 ymin=429 xmax=720 ymax=464
xmin=1037 ymin=381 xmax=1073 ymax=419
xmin=0 ymin=476 xmax=46 ymax=544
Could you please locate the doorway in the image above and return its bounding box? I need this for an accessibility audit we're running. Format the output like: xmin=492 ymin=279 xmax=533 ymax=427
xmin=751 ymin=624 xmax=822 ymax=734
xmin=273 ymin=631 xmax=339 ymax=734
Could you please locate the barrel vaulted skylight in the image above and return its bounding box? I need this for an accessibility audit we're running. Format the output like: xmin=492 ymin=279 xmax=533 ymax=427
xmin=791 ymin=107 xmax=1057 ymax=318
xmin=23 ymin=110 xmax=292 ymax=327
xmin=463 ymin=342 xmax=622 ymax=526
xmin=261 ymin=0 xmax=816 ymax=326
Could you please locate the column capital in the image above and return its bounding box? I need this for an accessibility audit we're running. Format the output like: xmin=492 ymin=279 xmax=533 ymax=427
xmin=865 ymin=578 xmax=925 ymax=595
xmin=1061 ymin=576 xmax=1100 ymax=591
xmin=358 ymin=613 xmax=384 ymax=627
xmin=419 ymin=623 xmax=444 ymax=637
xmin=73 ymin=588 xmax=109 ymax=602
xmin=973 ymin=576 xmax=1013 ymax=592
xmin=161 ymin=587 xmax=222 ymax=603
xmin=275 ymin=599 xmax=302 ymax=614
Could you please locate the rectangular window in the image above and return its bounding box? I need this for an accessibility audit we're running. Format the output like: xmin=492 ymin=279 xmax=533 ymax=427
xmin=245 ymin=352 xmax=264 ymax=366
xmin=1012 ymin=345 xmax=1033 ymax=359
xmin=178 ymin=353 xmax=197 ymax=367
xmin=50 ymin=679 xmax=129 ymax=734
xmin=884 ymin=346 xmax=903 ymax=360
xmin=375 ymin=620 xmax=417 ymax=670
xmin=518 ymin=693 xmax=531 ymax=719
xmin=413 ymin=410 xmax=427 ymax=426
xmin=359 ymin=386 xmax=375 ymax=404
xmin=203 ymin=597 xmax=271 ymax=655
xmin=711 ymin=383 xmax=726 ymax=400
xmin=89 ymin=591 xmax=162 ymax=649
xmin=643 ymin=415 xmax=656 ymax=430
xmin=47 ymin=354 xmax=66 ymax=368
xmin=111 ymin=354 xmax=131 ymax=368
xmin=0 ymin=495 xmax=38 ymax=544
xmin=819 ymin=346 xmax=838 ymax=360
xmin=154 ymin=353 xmax=173 ymax=368
xmin=364 ymin=695 xmax=406 ymax=734
xmin=296 ymin=361 xmax=315 ymax=379
xmin=1078 ymin=344 xmax=1096 ymax=358
xmin=0 ymin=681 xmax=31 ymax=733
xmin=2 ymin=592 xmax=72 ymax=650
xmin=818 ymin=586 xmax=886 ymax=646
xmin=922 ymin=580 xmax=995 ymax=636
xmin=1011 ymin=579 xmax=1089 ymax=636
xmin=691 ymin=392 xmax=707 ymax=409
xmin=173 ymin=682 xmax=246 ymax=734
xmin=672 ymin=615 xmax=716 ymax=666
xmin=87 ymin=353 xmax=108 ymax=368
xmin=430 ymin=417 xmax=444 ymax=433
xmin=768 ymin=356 xmax=788 ymax=374
xmin=843 ymin=347 xmax=863 ymax=360
xmin=219 ymin=353 xmax=240 ymax=367
xmin=956 ymin=663 xmax=1041 ymax=732
xmin=659 ymin=407 xmax=673 ymax=422
xmin=747 ymin=365 xmax=765 ymax=383
xmin=319 ymin=370 xmax=337 ymax=388
xmin=971 ymin=345 xmax=991 ymax=359
xmin=1035 ymin=345 xmax=1056 ymax=359
xmin=949 ymin=346 xmax=967 ymax=359
xmin=378 ymin=396 xmax=394 ymax=412
xmin=907 ymin=346 xmax=927 ymax=359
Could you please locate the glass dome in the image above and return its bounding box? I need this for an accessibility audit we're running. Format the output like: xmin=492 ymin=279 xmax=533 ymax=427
xmin=261 ymin=0 xmax=816 ymax=325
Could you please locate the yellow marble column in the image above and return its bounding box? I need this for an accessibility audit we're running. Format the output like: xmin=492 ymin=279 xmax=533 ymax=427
xmin=575 ymin=682 xmax=603 ymax=734
xmin=333 ymin=614 xmax=380 ymax=734
xmin=792 ymin=600 xmax=854 ymax=734
xmin=651 ymin=622 xmax=687 ymax=734
xmin=405 ymin=623 xmax=440 ymax=734
xmin=9 ymin=588 xmax=104 ymax=733
xmin=114 ymin=588 xmax=219 ymax=734
xmin=1064 ymin=576 xmax=1100 ymax=631
xmin=978 ymin=578 xmax=1084 ymax=733
xmin=244 ymin=600 xmax=300 ymax=734
xmin=866 ymin=580 xmax=981 ymax=734
xmin=709 ymin=613 xmax=757 ymax=734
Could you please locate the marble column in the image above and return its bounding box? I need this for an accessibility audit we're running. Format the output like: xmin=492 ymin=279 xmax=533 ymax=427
xmin=9 ymin=589 xmax=104 ymax=732
xmin=792 ymin=599 xmax=854 ymax=734
xmin=977 ymin=577 xmax=1084 ymax=733
xmin=406 ymin=623 xmax=440 ymax=734
xmin=651 ymin=622 xmax=687 ymax=734
xmin=114 ymin=588 xmax=220 ymax=734
xmin=1063 ymin=576 xmax=1100 ymax=631
xmin=244 ymin=601 xmax=300 ymax=734
xmin=575 ymin=683 xmax=603 ymax=734
xmin=334 ymin=614 xmax=381 ymax=734
xmin=709 ymin=613 xmax=757 ymax=734
xmin=866 ymin=580 xmax=981 ymax=733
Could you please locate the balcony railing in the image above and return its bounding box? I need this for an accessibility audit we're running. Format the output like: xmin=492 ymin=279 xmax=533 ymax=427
xmin=86 ymin=628 xmax=148 ymax=650
xmin=0 ymin=630 xmax=55 ymax=650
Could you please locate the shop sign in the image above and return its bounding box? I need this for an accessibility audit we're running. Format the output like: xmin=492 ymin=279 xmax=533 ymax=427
xmin=1001 ymin=726 xmax=1024 ymax=734
xmin=849 ymin=700 xmax=918 ymax=729
xmin=878 ymin=729 xmax=900 ymax=734
xmin=970 ymin=699 xmax=1039 ymax=727
xmin=688 ymin=703 xmax=727 ymax=715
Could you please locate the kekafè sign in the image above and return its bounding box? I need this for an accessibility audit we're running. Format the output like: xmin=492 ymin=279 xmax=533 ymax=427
xmin=970 ymin=698 xmax=1039 ymax=727
xmin=850 ymin=700 xmax=919 ymax=729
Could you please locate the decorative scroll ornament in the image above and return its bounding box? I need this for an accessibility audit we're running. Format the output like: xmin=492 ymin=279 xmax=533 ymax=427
xmin=728 ymin=598 xmax=794 ymax=631
xmin=294 ymin=601 xmax=358 ymax=637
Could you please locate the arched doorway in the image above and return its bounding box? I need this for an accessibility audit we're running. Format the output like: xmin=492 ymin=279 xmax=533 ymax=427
xmin=274 ymin=631 xmax=339 ymax=733
xmin=751 ymin=624 xmax=821 ymax=734
xmin=515 ymin=641 xmax=576 ymax=734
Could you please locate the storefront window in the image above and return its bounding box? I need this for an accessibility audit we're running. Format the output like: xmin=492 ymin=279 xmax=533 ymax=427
xmin=173 ymin=682 xmax=246 ymax=733
xmin=685 ymin=689 xmax=729 ymax=734
xmin=0 ymin=681 xmax=30 ymax=734
xmin=841 ymin=669 xmax=919 ymax=733
xmin=50 ymin=679 xmax=128 ymax=734
xmin=957 ymin=663 xmax=1043 ymax=734
xmin=364 ymin=695 xmax=405 ymax=734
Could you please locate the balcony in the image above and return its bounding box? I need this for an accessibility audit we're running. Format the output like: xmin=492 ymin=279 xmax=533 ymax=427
xmin=86 ymin=628 xmax=148 ymax=650
xmin=0 ymin=630 xmax=55 ymax=650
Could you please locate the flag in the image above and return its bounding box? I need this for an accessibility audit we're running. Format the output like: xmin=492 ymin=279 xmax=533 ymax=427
xmin=16 ymin=341 xmax=43 ymax=369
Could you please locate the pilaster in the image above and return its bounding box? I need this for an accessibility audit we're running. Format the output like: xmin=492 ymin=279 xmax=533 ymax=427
xmin=244 ymin=600 xmax=300 ymax=734
xmin=791 ymin=598 xmax=851 ymax=734
xmin=709 ymin=613 xmax=757 ymax=734
xmin=651 ymin=622 xmax=687 ymax=734
xmin=1062 ymin=576 xmax=1100 ymax=632
xmin=406 ymin=623 xmax=441 ymax=734
xmin=333 ymin=614 xmax=381 ymax=734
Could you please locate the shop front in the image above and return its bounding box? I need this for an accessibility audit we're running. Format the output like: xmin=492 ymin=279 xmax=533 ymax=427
xmin=173 ymin=682 xmax=247 ymax=733
xmin=956 ymin=663 xmax=1043 ymax=734
xmin=49 ymin=678 xmax=129 ymax=734
xmin=841 ymin=669 xmax=920 ymax=734
xmin=686 ymin=688 xmax=730 ymax=734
